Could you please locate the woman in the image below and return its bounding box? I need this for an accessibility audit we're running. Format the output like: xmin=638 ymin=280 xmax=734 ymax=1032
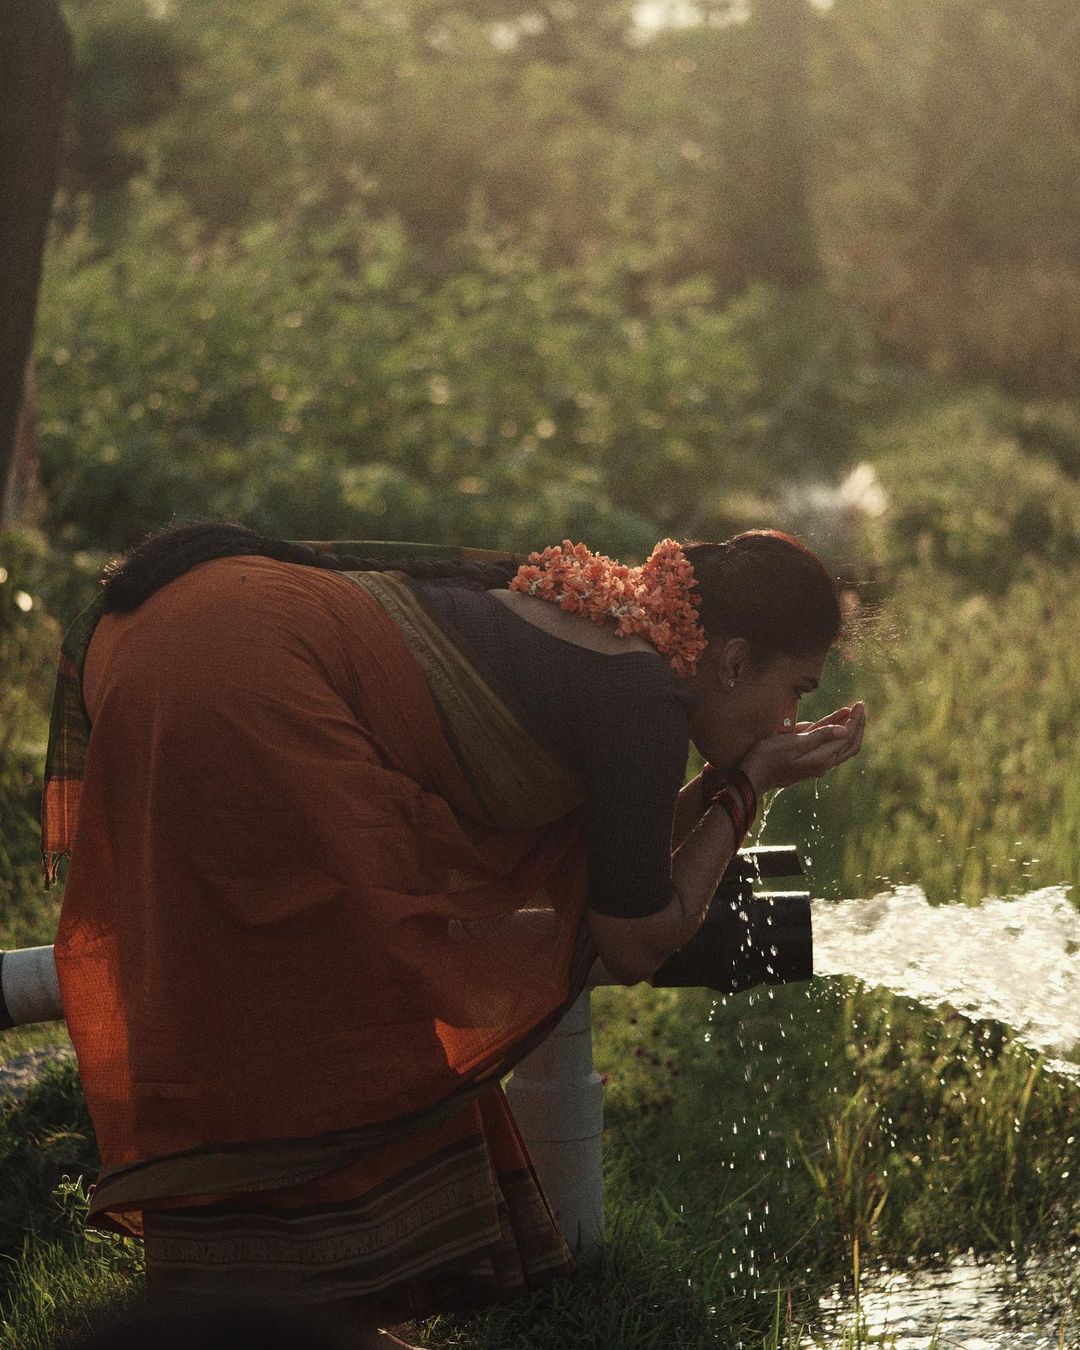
xmin=43 ymin=523 xmax=864 ymax=1348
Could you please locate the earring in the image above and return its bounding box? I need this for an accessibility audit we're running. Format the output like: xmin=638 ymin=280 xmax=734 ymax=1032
xmin=727 ymin=679 xmax=735 ymax=689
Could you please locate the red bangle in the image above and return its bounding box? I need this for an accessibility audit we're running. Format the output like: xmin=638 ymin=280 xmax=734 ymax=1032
xmin=725 ymin=766 xmax=758 ymax=828
xmin=709 ymin=785 xmax=747 ymax=847
xmin=707 ymin=768 xmax=758 ymax=849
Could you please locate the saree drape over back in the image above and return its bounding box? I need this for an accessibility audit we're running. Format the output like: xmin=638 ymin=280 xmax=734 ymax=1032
xmin=52 ymin=555 xmax=597 ymax=1317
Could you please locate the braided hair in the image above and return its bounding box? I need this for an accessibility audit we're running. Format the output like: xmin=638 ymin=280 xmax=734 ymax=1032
xmin=100 ymin=522 xmax=520 ymax=613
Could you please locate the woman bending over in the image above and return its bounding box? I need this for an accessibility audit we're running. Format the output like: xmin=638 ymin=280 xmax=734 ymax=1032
xmin=44 ymin=523 xmax=864 ymax=1348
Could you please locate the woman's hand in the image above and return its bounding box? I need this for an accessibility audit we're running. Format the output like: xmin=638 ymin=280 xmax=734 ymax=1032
xmin=740 ymin=702 xmax=865 ymax=796
xmin=794 ymin=704 xmax=861 ymax=736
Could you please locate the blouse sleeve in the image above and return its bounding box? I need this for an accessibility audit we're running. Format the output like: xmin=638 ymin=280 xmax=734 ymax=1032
xmin=574 ymin=665 xmax=694 ymax=919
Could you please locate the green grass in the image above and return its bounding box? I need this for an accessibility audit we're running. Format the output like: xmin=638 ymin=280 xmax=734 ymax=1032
xmin=0 ymin=1179 xmax=140 ymax=1350
xmin=2 ymin=503 xmax=1080 ymax=1345
xmin=763 ymin=560 xmax=1080 ymax=906
xmin=0 ymin=985 xmax=1075 ymax=1347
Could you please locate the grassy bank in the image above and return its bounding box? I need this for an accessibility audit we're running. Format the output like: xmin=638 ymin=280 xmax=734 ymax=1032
xmin=2 ymin=411 xmax=1079 ymax=1342
xmin=0 ymin=981 xmax=1077 ymax=1346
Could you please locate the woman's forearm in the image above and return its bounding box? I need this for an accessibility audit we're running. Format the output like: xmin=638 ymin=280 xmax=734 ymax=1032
xmin=670 ymin=768 xmax=709 ymax=851
xmin=625 ymin=713 xmax=866 ymax=984
xmin=669 ymin=799 xmax=740 ymax=932
xmin=587 ymin=797 xmax=740 ymax=985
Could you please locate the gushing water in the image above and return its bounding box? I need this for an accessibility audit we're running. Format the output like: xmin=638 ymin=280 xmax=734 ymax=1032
xmin=811 ymin=885 xmax=1080 ymax=1078
xmin=804 ymin=885 xmax=1080 ymax=1345
xmin=701 ymin=879 xmax=1079 ymax=1342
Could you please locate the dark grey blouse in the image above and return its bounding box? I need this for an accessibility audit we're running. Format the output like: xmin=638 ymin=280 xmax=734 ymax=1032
xmin=412 ymin=581 xmax=697 ymax=920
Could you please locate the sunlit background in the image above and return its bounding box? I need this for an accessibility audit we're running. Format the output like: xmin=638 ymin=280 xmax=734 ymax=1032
xmin=1 ymin=0 xmax=1078 ymax=1345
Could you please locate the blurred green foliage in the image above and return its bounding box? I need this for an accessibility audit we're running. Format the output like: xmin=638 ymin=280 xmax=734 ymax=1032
xmin=59 ymin=0 xmax=193 ymax=206
xmin=24 ymin=0 xmax=1077 ymax=563
xmin=864 ymin=396 xmax=1080 ymax=590
xmin=35 ymin=198 xmax=865 ymax=553
xmin=6 ymin=0 xmax=1079 ymax=917
xmin=0 ymin=534 xmax=99 ymax=949
xmin=45 ymin=0 xmax=1080 ymax=389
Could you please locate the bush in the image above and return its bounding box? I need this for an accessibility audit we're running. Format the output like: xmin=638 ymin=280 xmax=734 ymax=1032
xmin=0 ymin=1061 xmax=100 ymax=1274
xmin=881 ymin=263 xmax=1080 ymax=400
xmin=1007 ymin=399 xmax=1080 ymax=481
xmin=859 ymin=392 xmax=1080 ymax=594
xmin=35 ymin=198 xmax=865 ymax=555
xmin=0 ymin=533 xmax=101 ymax=946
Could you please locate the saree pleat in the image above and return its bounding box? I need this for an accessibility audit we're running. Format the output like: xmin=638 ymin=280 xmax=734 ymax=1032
xmin=51 ymin=556 xmax=595 ymax=1311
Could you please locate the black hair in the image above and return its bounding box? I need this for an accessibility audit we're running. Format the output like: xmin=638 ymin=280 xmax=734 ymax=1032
xmin=685 ymin=530 xmax=843 ymax=662
xmin=101 ymin=522 xmax=844 ymax=667
xmin=100 ymin=521 xmax=520 ymax=613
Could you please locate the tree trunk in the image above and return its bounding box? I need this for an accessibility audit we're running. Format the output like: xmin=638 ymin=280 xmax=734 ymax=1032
xmin=0 ymin=0 xmax=72 ymax=525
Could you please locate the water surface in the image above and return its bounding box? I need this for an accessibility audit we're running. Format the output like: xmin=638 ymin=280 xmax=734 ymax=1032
xmin=817 ymin=1252 xmax=1075 ymax=1349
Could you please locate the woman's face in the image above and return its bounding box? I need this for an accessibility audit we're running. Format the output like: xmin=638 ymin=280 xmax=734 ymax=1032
xmin=687 ymin=638 xmax=830 ymax=772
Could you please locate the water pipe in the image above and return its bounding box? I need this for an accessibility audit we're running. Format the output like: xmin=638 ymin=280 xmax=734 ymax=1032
xmin=0 ymin=847 xmax=811 ymax=1259
xmin=0 ymin=944 xmax=62 ymax=1028
xmin=509 ymin=845 xmax=811 ymax=1257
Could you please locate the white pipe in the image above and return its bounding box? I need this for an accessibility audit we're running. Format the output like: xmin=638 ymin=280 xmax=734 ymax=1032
xmin=505 ymin=989 xmax=605 ymax=1259
xmin=0 ymin=945 xmax=63 ymax=1026
xmin=0 ymin=941 xmax=611 ymax=1253
xmin=0 ymin=848 xmax=806 ymax=1262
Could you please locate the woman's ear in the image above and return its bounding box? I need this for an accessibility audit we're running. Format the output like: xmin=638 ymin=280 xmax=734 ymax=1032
xmin=716 ymin=636 xmax=752 ymax=687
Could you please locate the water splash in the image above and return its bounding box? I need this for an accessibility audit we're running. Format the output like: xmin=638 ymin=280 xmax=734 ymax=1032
xmin=811 ymin=886 xmax=1080 ymax=1078
xmin=752 ymin=786 xmax=786 ymax=846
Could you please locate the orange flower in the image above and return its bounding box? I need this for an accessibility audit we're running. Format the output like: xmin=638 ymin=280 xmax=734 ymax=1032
xmin=508 ymin=538 xmax=707 ymax=677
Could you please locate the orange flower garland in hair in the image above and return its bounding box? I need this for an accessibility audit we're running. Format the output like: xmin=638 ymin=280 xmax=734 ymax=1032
xmin=509 ymin=539 xmax=708 ymax=678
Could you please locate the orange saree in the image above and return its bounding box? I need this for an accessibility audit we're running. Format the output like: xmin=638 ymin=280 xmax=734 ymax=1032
xmin=53 ymin=556 xmax=597 ymax=1317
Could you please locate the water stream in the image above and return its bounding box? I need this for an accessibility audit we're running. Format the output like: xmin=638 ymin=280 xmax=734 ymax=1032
xmin=805 ymin=884 xmax=1079 ymax=1346
xmin=811 ymin=885 xmax=1080 ymax=1077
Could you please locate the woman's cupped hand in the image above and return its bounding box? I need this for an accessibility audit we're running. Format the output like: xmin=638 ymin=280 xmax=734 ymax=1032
xmin=741 ymin=702 xmax=866 ymax=796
